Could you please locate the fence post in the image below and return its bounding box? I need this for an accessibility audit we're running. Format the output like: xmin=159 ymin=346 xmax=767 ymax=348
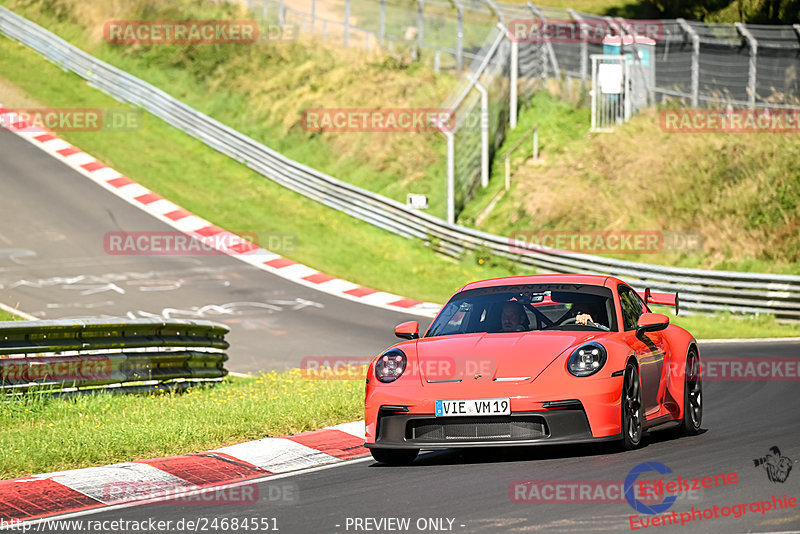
xmin=417 ymin=0 xmax=424 ymax=61
xmin=735 ymin=23 xmax=757 ymax=109
xmin=446 ymin=130 xmax=455 ymax=224
xmin=278 ymin=0 xmax=285 ymax=26
xmin=527 ymin=2 xmax=560 ymax=79
xmin=590 ymin=55 xmax=597 ymax=130
xmin=569 ymin=9 xmax=588 ymax=89
xmin=434 ymin=49 xmax=441 ymax=72
xmin=311 ymin=0 xmax=316 ymax=32
xmin=344 ymin=0 xmax=351 ymax=47
xmin=676 ymin=18 xmax=699 ymax=108
xmin=448 ymin=0 xmax=464 ymax=73
xmin=510 ymin=33 xmax=518 ymax=129
xmin=473 ymin=78 xmax=490 ymax=188
xmin=484 ymin=0 xmax=504 ymax=24
xmin=380 ymin=0 xmax=386 ymax=44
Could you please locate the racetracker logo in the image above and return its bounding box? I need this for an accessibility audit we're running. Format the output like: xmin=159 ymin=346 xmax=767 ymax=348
xmin=301 ymin=356 xmax=496 ymax=380
xmin=508 ymin=230 xmax=703 ymax=255
xmin=667 ymin=357 xmax=800 ymax=381
xmin=300 ymin=108 xmax=455 ymax=132
xmin=1 ymin=356 xmax=113 ymax=384
xmin=508 ymin=19 xmax=664 ymax=43
xmin=103 ymin=231 xmax=297 ymax=255
xmin=0 ymin=108 xmax=142 ymax=132
xmin=509 ymin=480 xmax=702 ymax=505
xmin=101 ymin=481 xmax=297 ymax=505
xmin=660 ymin=109 xmax=800 ymax=133
xmin=103 ymin=20 xmax=260 ymax=44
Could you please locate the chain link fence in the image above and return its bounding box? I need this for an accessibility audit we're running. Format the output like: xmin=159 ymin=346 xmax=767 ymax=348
xmin=252 ymin=0 xmax=799 ymax=220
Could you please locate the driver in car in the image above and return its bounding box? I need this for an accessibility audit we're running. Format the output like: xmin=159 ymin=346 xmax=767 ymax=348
xmin=572 ymin=302 xmax=604 ymax=326
xmin=501 ymin=302 xmax=529 ymax=332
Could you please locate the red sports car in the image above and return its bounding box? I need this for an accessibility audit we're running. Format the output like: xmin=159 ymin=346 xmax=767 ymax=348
xmin=364 ymin=274 xmax=702 ymax=465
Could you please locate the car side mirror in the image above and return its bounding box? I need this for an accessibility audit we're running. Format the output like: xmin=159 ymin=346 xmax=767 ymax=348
xmin=394 ymin=321 xmax=419 ymax=340
xmin=636 ymin=313 xmax=669 ymax=336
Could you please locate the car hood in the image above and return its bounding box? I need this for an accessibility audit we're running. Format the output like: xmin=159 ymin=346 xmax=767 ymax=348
xmin=413 ymin=331 xmax=605 ymax=384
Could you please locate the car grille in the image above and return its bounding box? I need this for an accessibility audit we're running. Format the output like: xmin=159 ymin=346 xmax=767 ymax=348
xmin=409 ymin=416 xmax=547 ymax=442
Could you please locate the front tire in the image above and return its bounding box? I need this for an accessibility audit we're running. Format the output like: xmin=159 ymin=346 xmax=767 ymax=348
xmin=676 ymin=348 xmax=702 ymax=436
xmin=620 ymin=363 xmax=643 ymax=450
xmin=370 ymin=448 xmax=419 ymax=465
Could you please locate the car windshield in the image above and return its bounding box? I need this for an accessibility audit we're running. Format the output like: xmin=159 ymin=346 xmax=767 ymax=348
xmin=426 ymin=283 xmax=617 ymax=337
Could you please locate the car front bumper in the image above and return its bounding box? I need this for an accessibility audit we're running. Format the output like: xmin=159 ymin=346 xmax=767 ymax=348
xmin=366 ymin=404 xmax=621 ymax=449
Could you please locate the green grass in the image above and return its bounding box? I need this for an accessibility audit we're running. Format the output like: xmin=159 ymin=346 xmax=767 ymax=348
xmin=469 ymin=90 xmax=800 ymax=275
xmin=0 ymin=310 xmax=18 ymax=321
xmin=0 ymin=370 xmax=363 ymax=479
xmin=0 ymin=307 xmax=26 ymax=321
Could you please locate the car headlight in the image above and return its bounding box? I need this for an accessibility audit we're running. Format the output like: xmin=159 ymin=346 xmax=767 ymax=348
xmin=567 ymin=342 xmax=607 ymax=377
xmin=375 ymin=348 xmax=407 ymax=383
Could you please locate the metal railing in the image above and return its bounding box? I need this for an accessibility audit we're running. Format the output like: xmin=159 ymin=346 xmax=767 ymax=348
xmin=0 ymin=318 xmax=229 ymax=393
xmin=500 ymin=124 xmax=538 ymax=190
xmin=1 ymin=7 xmax=799 ymax=320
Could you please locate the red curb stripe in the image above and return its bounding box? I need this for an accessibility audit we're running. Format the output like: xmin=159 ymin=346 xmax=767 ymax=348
xmin=134 ymin=192 xmax=162 ymax=205
xmin=164 ymin=209 xmax=191 ymax=221
xmin=265 ymin=258 xmax=296 ymax=269
xmin=303 ymin=273 xmax=336 ymax=284
xmin=81 ymin=161 xmax=107 ymax=172
xmin=287 ymin=429 xmax=368 ymax=460
xmin=0 ymin=479 xmax=103 ymax=522
xmin=387 ymin=298 xmax=423 ymax=308
xmin=344 ymin=286 xmax=378 ymax=298
xmin=12 ymin=121 xmax=29 ymax=130
xmin=0 ymin=107 xmax=8 ymax=114
xmin=56 ymin=147 xmax=81 ymax=157
xmin=229 ymin=240 xmax=259 ymax=254
xmin=107 ymin=177 xmax=134 ymax=188
xmin=138 ymin=454 xmax=270 ymax=487
xmin=195 ymin=225 xmax=224 ymax=237
xmin=34 ymin=133 xmax=56 ymax=143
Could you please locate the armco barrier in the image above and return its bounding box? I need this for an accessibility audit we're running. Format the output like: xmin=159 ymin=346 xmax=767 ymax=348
xmin=1 ymin=7 xmax=798 ymax=319
xmin=0 ymin=318 xmax=229 ymax=392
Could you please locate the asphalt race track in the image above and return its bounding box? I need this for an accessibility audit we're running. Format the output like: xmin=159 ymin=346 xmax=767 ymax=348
xmin=32 ymin=340 xmax=800 ymax=533
xmin=0 ymin=131 xmax=418 ymax=372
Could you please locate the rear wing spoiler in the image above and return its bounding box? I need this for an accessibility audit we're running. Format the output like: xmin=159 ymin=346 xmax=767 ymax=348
xmin=637 ymin=288 xmax=679 ymax=315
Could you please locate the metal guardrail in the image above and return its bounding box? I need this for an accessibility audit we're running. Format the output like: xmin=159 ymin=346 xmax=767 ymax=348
xmin=0 ymin=318 xmax=229 ymax=392
xmin=1 ymin=7 xmax=799 ymax=319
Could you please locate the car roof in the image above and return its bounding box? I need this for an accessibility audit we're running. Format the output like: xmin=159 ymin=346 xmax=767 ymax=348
xmin=458 ymin=274 xmax=617 ymax=292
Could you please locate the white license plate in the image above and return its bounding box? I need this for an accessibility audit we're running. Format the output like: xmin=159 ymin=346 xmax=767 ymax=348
xmin=435 ymin=398 xmax=510 ymax=417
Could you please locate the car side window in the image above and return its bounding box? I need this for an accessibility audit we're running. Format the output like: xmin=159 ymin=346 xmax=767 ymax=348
xmin=618 ymin=285 xmax=644 ymax=331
